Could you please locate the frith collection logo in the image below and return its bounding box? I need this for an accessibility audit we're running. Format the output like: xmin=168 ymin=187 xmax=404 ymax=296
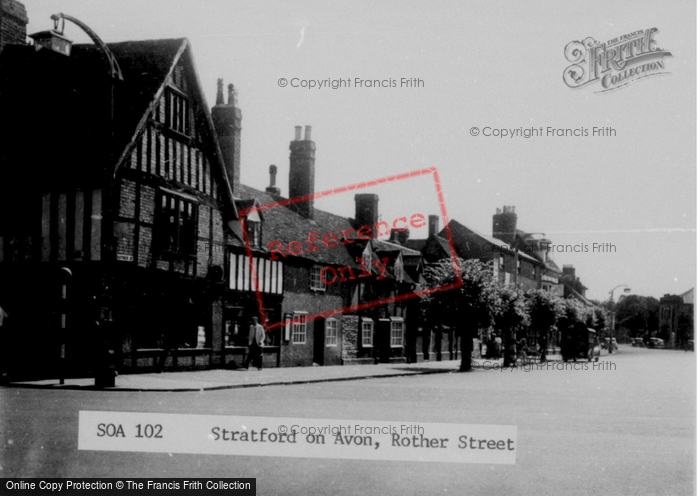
xmin=563 ymin=28 xmax=672 ymax=93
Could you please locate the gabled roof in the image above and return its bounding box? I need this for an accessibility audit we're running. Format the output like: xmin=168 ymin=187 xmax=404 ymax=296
xmin=0 ymin=38 xmax=236 ymax=212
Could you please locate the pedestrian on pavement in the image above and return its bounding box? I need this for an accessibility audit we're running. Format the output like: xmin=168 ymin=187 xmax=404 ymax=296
xmin=539 ymin=333 xmax=548 ymax=363
xmin=494 ymin=333 xmax=502 ymax=359
xmin=244 ymin=317 xmax=266 ymax=370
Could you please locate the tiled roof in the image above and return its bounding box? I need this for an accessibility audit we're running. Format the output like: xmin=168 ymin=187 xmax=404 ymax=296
xmin=402 ymin=239 xmax=428 ymax=252
xmin=234 ymin=184 xmax=360 ymax=268
xmin=444 ymin=220 xmax=540 ymax=264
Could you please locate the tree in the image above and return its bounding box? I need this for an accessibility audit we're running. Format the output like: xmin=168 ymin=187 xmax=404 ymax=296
xmin=422 ymin=258 xmax=500 ymax=371
xmin=614 ymin=295 xmax=659 ymax=338
xmin=493 ymin=285 xmax=529 ymax=367
xmin=525 ymin=289 xmax=565 ymax=360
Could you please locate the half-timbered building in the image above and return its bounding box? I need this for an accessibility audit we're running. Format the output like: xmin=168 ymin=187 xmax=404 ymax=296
xmin=0 ymin=37 xmax=238 ymax=378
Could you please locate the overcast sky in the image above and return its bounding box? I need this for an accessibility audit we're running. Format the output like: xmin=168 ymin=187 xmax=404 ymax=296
xmin=25 ymin=0 xmax=696 ymax=301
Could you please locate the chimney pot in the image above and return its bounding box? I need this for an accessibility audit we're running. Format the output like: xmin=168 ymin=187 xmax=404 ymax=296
xmin=227 ymin=83 xmax=237 ymax=106
xmin=216 ymin=78 xmax=224 ymax=105
xmin=266 ymin=165 xmax=281 ymax=195
xmin=304 ymin=125 xmax=312 ymax=140
xmin=294 ymin=126 xmax=302 ymax=141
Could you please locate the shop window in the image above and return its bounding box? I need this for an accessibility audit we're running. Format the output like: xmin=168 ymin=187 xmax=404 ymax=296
xmin=325 ymin=318 xmax=338 ymax=347
xmin=390 ymin=319 xmax=404 ymax=347
xmin=156 ymin=192 xmax=197 ymax=256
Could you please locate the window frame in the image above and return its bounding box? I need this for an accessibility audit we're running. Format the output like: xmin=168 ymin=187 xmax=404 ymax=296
xmin=165 ymin=87 xmax=191 ymax=137
xmin=310 ymin=265 xmax=326 ymax=292
xmin=361 ymin=318 xmax=374 ymax=347
xmin=394 ymin=257 xmax=404 ymax=281
xmin=155 ymin=191 xmax=198 ymax=257
xmin=291 ymin=313 xmax=307 ymax=344
xmin=390 ymin=318 xmax=404 ymax=348
xmin=325 ymin=318 xmax=339 ymax=347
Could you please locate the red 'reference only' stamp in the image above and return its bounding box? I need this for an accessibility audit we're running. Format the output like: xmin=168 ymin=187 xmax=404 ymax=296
xmin=237 ymin=167 xmax=462 ymax=330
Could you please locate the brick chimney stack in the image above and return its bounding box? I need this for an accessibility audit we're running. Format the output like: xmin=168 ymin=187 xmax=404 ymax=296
xmin=289 ymin=125 xmax=316 ymax=219
xmin=493 ymin=205 xmax=518 ymax=245
xmin=0 ymin=0 xmax=28 ymax=54
xmin=354 ymin=194 xmax=379 ymax=230
xmin=428 ymin=215 xmax=439 ymax=237
xmin=266 ymin=165 xmax=281 ymax=195
xmin=211 ymin=79 xmax=242 ymax=193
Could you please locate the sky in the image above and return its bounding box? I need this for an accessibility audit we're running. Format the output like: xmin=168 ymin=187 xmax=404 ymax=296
xmin=24 ymin=0 xmax=696 ymax=302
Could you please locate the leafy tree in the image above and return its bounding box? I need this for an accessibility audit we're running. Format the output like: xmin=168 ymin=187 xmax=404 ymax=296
xmin=525 ymin=289 xmax=565 ymax=359
xmin=422 ymin=258 xmax=500 ymax=371
xmin=493 ymin=285 xmax=529 ymax=367
xmin=614 ymin=295 xmax=659 ymax=338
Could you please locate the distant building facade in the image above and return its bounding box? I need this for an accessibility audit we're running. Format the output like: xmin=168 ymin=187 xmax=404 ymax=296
xmin=659 ymin=288 xmax=694 ymax=348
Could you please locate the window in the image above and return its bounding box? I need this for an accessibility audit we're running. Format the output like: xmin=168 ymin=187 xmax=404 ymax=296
xmin=166 ymin=89 xmax=191 ymax=136
xmin=499 ymin=255 xmax=504 ymax=270
xmin=361 ymin=318 xmax=374 ymax=347
xmin=292 ymin=313 xmax=307 ymax=344
xmin=363 ymin=252 xmax=372 ymax=272
xmin=310 ymin=266 xmax=326 ymax=291
xmin=390 ymin=319 xmax=404 ymax=347
xmin=156 ymin=192 xmax=197 ymax=255
xmin=247 ymin=221 xmax=261 ymax=248
xmin=394 ymin=258 xmax=404 ymax=281
xmin=325 ymin=318 xmax=338 ymax=347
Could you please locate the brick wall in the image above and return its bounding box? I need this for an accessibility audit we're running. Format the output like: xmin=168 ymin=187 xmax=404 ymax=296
xmin=118 ymin=179 xmax=137 ymax=218
xmin=280 ymin=281 xmax=344 ymax=367
xmin=341 ymin=315 xmax=359 ymax=359
xmin=0 ymin=0 xmax=27 ymax=54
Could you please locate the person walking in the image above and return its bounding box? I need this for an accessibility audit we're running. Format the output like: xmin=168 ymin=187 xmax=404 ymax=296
xmin=244 ymin=317 xmax=266 ymax=370
xmin=494 ymin=333 xmax=502 ymax=360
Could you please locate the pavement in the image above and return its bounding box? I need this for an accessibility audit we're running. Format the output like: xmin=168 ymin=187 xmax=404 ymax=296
xmin=3 ymin=350 xmax=616 ymax=392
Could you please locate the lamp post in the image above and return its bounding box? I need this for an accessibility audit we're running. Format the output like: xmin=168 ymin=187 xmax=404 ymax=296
xmin=608 ymin=285 xmax=630 ymax=354
xmin=30 ymin=15 xmax=123 ymax=386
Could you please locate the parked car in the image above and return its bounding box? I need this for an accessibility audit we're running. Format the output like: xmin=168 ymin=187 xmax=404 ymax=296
xmin=631 ymin=337 xmax=645 ymax=347
xmin=648 ymin=337 xmax=665 ymax=349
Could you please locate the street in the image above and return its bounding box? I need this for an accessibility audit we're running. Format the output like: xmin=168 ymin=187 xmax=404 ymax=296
xmin=0 ymin=345 xmax=695 ymax=495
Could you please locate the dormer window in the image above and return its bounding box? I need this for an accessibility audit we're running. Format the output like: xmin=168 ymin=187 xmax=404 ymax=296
xmin=362 ymin=244 xmax=372 ymax=273
xmin=247 ymin=221 xmax=261 ymax=247
xmin=394 ymin=257 xmax=404 ymax=281
xmin=245 ymin=209 xmax=262 ymax=248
